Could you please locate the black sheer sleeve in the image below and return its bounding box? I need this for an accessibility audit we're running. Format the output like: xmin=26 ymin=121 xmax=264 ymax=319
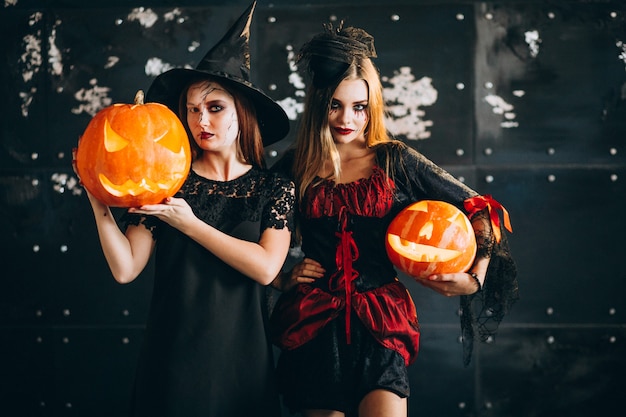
xmin=378 ymin=141 xmax=519 ymax=365
xmin=460 ymin=230 xmax=518 ymax=366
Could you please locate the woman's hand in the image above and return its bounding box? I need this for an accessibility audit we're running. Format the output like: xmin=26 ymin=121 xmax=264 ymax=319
xmin=415 ymin=271 xmax=483 ymax=297
xmin=128 ymin=197 xmax=195 ymax=231
xmin=272 ymin=257 xmax=325 ymax=292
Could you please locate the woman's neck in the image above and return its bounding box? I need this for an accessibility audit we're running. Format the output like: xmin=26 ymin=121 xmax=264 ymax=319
xmin=192 ymin=152 xmax=251 ymax=181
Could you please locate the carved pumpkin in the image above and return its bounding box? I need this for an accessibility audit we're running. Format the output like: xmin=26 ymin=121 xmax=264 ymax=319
xmin=386 ymin=200 xmax=477 ymax=279
xmin=75 ymin=90 xmax=191 ymax=207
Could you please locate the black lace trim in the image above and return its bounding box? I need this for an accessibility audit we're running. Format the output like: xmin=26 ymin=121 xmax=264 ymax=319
xmin=471 ymin=209 xmax=495 ymax=259
xmin=460 ymin=230 xmax=519 ymax=366
xmin=121 ymin=168 xmax=295 ymax=238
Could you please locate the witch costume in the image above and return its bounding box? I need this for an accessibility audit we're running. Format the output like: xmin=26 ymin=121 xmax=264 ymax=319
xmin=122 ymin=2 xmax=293 ymax=416
xmin=269 ymin=24 xmax=518 ymax=415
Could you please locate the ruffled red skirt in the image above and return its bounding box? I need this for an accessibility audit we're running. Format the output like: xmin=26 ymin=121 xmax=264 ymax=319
xmin=270 ymin=279 xmax=420 ymax=366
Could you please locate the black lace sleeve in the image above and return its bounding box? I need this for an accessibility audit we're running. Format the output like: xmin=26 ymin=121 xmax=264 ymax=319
xmin=120 ymin=211 xmax=159 ymax=239
xmin=460 ymin=231 xmax=519 ymax=366
xmin=262 ymin=171 xmax=296 ymax=233
xmin=379 ymin=141 xmax=477 ymax=205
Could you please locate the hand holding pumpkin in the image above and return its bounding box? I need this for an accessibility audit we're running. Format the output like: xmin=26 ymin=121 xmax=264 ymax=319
xmin=415 ymin=270 xmax=484 ymax=297
xmin=128 ymin=197 xmax=195 ymax=229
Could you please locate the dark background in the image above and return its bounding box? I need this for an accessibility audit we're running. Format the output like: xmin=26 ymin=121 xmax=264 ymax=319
xmin=1 ymin=0 xmax=625 ymax=416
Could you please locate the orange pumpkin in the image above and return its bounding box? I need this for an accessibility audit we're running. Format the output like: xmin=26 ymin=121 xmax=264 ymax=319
xmin=75 ymin=90 xmax=191 ymax=207
xmin=386 ymin=200 xmax=477 ymax=279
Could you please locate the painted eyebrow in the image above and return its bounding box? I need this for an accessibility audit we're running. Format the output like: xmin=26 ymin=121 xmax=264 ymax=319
xmin=331 ymin=98 xmax=368 ymax=105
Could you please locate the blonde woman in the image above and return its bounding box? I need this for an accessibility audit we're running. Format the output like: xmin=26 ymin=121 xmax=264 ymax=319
xmin=270 ymin=24 xmax=518 ymax=417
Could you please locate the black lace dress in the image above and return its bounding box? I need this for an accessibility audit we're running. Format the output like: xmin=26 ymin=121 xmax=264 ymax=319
xmin=123 ymin=167 xmax=294 ymax=417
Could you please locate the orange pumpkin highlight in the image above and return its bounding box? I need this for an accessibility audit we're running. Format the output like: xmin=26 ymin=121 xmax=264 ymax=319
xmin=386 ymin=200 xmax=477 ymax=279
xmin=75 ymin=90 xmax=191 ymax=207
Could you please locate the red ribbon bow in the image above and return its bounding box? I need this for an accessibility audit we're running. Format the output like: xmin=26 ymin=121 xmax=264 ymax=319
xmin=463 ymin=195 xmax=512 ymax=243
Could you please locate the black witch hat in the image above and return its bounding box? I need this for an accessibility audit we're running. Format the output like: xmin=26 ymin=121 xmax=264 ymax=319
xmin=146 ymin=1 xmax=289 ymax=146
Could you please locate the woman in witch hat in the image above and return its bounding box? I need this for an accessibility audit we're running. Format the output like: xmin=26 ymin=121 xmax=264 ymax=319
xmin=269 ymin=23 xmax=518 ymax=417
xmin=84 ymin=2 xmax=293 ymax=416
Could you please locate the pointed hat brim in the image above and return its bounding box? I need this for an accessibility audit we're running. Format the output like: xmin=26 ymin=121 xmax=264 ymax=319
xmin=145 ymin=1 xmax=289 ymax=146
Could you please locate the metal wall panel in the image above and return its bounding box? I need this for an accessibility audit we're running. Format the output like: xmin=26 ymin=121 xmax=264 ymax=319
xmin=479 ymin=328 xmax=626 ymax=417
xmin=474 ymin=2 xmax=626 ymax=166
xmin=1 ymin=1 xmax=625 ymax=416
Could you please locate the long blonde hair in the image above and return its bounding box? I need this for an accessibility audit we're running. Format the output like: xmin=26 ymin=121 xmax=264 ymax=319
xmin=292 ymin=57 xmax=392 ymax=202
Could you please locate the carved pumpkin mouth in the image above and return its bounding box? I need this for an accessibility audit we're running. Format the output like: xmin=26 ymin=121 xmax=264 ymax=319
xmin=387 ymin=234 xmax=463 ymax=263
xmin=98 ymin=173 xmax=187 ymax=197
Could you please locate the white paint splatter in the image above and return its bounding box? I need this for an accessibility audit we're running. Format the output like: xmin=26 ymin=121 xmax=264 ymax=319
xmin=18 ymin=13 xmax=45 ymax=117
xmin=484 ymin=94 xmax=519 ymax=128
xmin=51 ymin=173 xmax=81 ymax=196
xmin=145 ymin=57 xmax=179 ymax=77
xmin=276 ymin=45 xmax=305 ymax=121
xmin=48 ymin=20 xmax=63 ymax=77
xmin=5 ymin=0 xmax=18 ymax=7
xmin=164 ymin=8 xmax=182 ymax=22
xmin=617 ymin=40 xmax=626 ymax=70
xmin=29 ymin=11 xmax=42 ymax=25
xmin=276 ymin=96 xmax=303 ymax=121
xmin=127 ymin=7 xmax=158 ymax=28
xmin=105 ymin=56 xmax=120 ymax=69
xmin=484 ymin=94 xmax=513 ymax=113
xmin=19 ymin=87 xmax=36 ymax=117
xmin=71 ymin=79 xmax=112 ymax=116
xmin=21 ymin=33 xmax=42 ymax=83
xmin=382 ymin=67 xmax=437 ymax=140
xmin=188 ymin=41 xmax=200 ymax=53
xmin=525 ymin=30 xmax=541 ymax=58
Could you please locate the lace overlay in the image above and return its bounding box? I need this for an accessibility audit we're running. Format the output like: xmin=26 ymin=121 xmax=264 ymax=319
xmin=470 ymin=209 xmax=495 ymax=259
xmin=123 ymin=168 xmax=295 ymax=236
xmin=460 ymin=229 xmax=518 ymax=365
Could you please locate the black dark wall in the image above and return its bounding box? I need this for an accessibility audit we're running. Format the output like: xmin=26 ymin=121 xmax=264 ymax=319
xmin=1 ymin=1 xmax=625 ymax=416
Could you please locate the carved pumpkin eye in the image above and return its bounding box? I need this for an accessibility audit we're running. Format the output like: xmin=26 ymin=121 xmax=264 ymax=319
xmin=386 ymin=200 xmax=477 ymax=279
xmin=75 ymin=90 xmax=192 ymax=207
xmin=103 ymin=118 xmax=130 ymax=152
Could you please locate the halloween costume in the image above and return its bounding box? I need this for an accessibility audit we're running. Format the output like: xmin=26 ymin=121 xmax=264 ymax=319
xmin=269 ymin=24 xmax=518 ymax=415
xmin=126 ymin=168 xmax=292 ymax=417
xmin=122 ymin=2 xmax=294 ymax=416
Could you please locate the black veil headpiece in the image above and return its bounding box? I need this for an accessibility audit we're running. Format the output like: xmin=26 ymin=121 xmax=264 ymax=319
xmin=297 ymin=22 xmax=377 ymax=88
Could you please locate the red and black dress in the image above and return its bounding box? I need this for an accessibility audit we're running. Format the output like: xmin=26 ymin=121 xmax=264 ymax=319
xmin=270 ymin=141 xmax=518 ymax=415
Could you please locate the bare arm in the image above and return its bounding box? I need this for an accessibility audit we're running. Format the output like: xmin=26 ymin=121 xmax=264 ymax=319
xmin=88 ymin=193 xmax=155 ymax=284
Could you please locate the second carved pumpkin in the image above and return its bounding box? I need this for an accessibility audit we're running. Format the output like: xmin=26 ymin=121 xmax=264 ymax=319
xmin=386 ymin=200 xmax=477 ymax=279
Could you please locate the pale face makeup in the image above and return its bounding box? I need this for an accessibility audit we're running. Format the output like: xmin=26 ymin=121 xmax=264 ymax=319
xmin=328 ymin=78 xmax=369 ymax=145
xmin=186 ymin=80 xmax=239 ymax=154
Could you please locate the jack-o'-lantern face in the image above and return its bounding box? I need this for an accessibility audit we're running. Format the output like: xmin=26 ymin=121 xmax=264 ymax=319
xmin=386 ymin=200 xmax=477 ymax=279
xmin=75 ymin=91 xmax=191 ymax=207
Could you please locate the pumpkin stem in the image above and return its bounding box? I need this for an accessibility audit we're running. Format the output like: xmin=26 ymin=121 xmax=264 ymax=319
xmin=134 ymin=90 xmax=145 ymax=105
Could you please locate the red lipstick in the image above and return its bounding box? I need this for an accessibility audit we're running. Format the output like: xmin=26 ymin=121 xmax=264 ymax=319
xmin=334 ymin=127 xmax=354 ymax=135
